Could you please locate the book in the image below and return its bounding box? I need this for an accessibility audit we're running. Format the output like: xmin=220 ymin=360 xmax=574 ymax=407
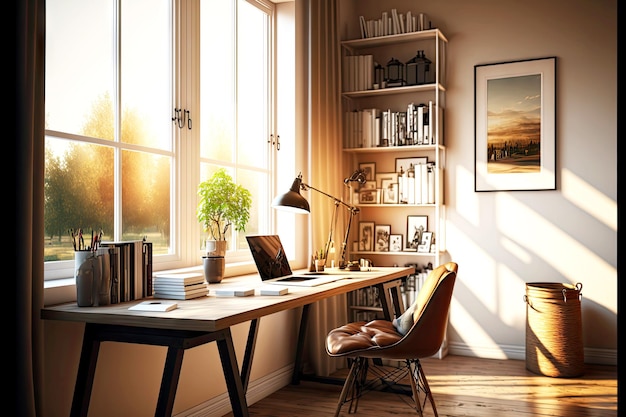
xmin=128 ymin=300 xmax=178 ymax=312
xmin=153 ymin=289 xmax=209 ymax=300
xmin=259 ymin=286 xmax=288 ymax=296
xmin=153 ymin=283 xmax=209 ymax=295
xmin=153 ymin=281 xmax=207 ymax=290
xmin=214 ymin=287 xmax=255 ymax=297
xmin=153 ymin=272 xmax=205 ymax=285
xmin=143 ymin=241 xmax=153 ymax=297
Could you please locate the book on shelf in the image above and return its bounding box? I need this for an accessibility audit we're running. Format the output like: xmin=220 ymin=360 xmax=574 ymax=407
xmin=102 ymin=240 xmax=152 ymax=303
xmin=143 ymin=241 xmax=153 ymax=296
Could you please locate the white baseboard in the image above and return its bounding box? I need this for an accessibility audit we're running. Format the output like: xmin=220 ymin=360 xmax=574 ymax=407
xmin=175 ymin=365 xmax=294 ymax=417
xmin=447 ymin=341 xmax=617 ymax=366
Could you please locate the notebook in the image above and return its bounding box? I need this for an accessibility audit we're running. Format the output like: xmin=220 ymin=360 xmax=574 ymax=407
xmin=246 ymin=235 xmax=345 ymax=287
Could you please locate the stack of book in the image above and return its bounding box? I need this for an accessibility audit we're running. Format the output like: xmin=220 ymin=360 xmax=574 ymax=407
xmin=152 ymin=272 xmax=209 ymax=300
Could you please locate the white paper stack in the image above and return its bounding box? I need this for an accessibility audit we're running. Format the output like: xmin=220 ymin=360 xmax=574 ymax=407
xmin=152 ymin=272 xmax=209 ymax=300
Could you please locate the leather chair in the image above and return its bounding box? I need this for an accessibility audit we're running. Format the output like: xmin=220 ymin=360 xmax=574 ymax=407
xmin=326 ymin=262 xmax=458 ymax=417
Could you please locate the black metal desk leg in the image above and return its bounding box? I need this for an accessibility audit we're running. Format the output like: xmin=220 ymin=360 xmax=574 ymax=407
xmin=240 ymin=318 xmax=259 ymax=392
xmin=291 ymin=304 xmax=311 ymax=385
xmin=216 ymin=328 xmax=249 ymax=417
xmin=70 ymin=323 xmax=102 ymax=417
xmin=155 ymin=346 xmax=185 ymax=417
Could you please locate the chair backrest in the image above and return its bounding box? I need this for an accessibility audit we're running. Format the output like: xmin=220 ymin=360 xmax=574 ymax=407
xmin=361 ymin=262 xmax=457 ymax=360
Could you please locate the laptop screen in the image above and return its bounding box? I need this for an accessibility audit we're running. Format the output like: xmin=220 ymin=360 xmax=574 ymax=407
xmin=246 ymin=235 xmax=293 ymax=280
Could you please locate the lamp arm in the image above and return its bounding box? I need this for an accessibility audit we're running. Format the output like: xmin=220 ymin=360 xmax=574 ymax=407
xmin=300 ymin=182 xmax=357 ymax=213
xmin=338 ymin=208 xmax=358 ymax=269
xmin=301 ymin=182 xmax=359 ymax=269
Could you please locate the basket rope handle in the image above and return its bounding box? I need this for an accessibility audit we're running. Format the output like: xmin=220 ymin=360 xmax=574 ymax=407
xmin=563 ymin=282 xmax=583 ymax=303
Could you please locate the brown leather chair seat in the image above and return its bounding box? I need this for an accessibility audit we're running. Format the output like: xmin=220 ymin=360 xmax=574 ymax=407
xmin=327 ymin=320 xmax=402 ymax=355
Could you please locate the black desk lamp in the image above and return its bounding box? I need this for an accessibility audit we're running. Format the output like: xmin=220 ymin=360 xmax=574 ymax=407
xmin=272 ymin=170 xmax=366 ymax=269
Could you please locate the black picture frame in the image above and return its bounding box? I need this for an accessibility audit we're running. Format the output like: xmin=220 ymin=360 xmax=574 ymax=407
xmin=358 ymin=221 xmax=375 ymax=251
xmin=395 ymin=157 xmax=428 ymax=174
xmin=406 ymin=215 xmax=428 ymax=251
xmin=474 ymin=57 xmax=556 ymax=191
xmin=359 ymin=162 xmax=376 ymax=181
xmin=374 ymin=224 xmax=391 ymax=252
xmin=389 ymin=234 xmax=403 ymax=252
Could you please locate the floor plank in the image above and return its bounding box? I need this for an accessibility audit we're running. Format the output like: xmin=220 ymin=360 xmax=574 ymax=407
xmin=224 ymin=355 xmax=617 ymax=416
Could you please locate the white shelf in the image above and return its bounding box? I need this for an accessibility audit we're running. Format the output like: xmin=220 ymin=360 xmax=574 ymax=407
xmin=341 ymin=28 xmax=448 ymax=49
xmin=344 ymin=144 xmax=444 ymax=154
xmin=342 ymin=83 xmax=445 ymax=99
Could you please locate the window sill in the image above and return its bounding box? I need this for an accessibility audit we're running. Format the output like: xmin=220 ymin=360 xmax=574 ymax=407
xmin=44 ymin=261 xmax=258 ymax=307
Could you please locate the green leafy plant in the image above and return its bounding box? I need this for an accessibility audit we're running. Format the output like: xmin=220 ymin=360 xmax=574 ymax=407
xmin=197 ymin=169 xmax=252 ymax=241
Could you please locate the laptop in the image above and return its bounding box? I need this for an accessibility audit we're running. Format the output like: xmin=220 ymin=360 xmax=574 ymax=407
xmin=246 ymin=235 xmax=346 ymax=287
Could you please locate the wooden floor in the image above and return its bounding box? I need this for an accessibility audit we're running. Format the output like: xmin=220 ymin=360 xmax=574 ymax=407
xmin=226 ymin=355 xmax=617 ymax=417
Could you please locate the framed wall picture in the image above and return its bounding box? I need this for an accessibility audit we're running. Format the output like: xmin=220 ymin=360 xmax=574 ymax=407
xmin=359 ymin=162 xmax=376 ymax=181
xmin=359 ymin=189 xmax=379 ymax=204
xmin=358 ymin=221 xmax=375 ymax=251
xmin=375 ymin=172 xmax=398 ymax=188
xmin=418 ymin=231 xmax=433 ymax=253
xmin=474 ymin=57 xmax=556 ymax=191
xmin=389 ymin=234 xmax=403 ymax=252
xmin=361 ymin=180 xmax=377 ymax=190
xmin=395 ymin=157 xmax=428 ymax=174
xmin=381 ymin=180 xmax=398 ymax=204
xmin=374 ymin=224 xmax=391 ymax=252
xmin=406 ymin=215 xmax=428 ymax=250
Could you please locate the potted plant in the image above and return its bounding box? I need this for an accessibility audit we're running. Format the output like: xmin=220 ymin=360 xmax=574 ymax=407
xmin=197 ymin=168 xmax=252 ymax=282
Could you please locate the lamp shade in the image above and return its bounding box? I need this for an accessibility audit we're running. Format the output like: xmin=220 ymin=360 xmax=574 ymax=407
xmin=272 ymin=176 xmax=310 ymax=214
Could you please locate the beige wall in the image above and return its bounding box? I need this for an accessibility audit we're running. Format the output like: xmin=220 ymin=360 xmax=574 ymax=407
xmin=347 ymin=0 xmax=616 ymax=362
xmin=42 ymin=1 xmax=617 ymax=416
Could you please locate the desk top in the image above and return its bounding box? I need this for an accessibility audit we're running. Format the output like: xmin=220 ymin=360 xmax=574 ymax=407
xmin=41 ymin=266 xmax=413 ymax=332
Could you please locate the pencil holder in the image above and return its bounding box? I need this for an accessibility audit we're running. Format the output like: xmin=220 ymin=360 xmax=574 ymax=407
xmin=75 ymin=251 xmax=101 ymax=307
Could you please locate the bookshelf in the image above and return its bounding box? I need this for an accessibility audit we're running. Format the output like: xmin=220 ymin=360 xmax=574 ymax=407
xmin=339 ymin=6 xmax=448 ymax=330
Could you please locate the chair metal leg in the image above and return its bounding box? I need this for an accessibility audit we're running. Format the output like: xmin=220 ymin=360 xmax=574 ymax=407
xmin=334 ymin=357 xmax=368 ymax=417
xmin=407 ymin=359 xmax=438 ymax=417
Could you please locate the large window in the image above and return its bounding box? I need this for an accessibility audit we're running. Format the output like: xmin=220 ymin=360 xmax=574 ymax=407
xmin=44 ymin=0 xmax=294 ymax=281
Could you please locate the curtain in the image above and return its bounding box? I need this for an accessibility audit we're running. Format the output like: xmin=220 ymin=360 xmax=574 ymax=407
xmin=16 ymin=0 xmax=46 ymax=415
xmin=296 ymin=0 xmax=348 ymax=377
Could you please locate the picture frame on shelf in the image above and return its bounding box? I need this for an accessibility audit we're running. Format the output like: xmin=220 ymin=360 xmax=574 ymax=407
xmin=389 ymin=234 xmax=403 ymax=252
xmin=406 ymin=215 xmax=428 ymax=251
xmin=362 ymin=180 xmax=377 ymax=190
xmin=359 ymin=162 xmax=376 ymax=181
xmin=374 ymin=224 xmax=391 ymax=252
xmin=381 ymin=179 xmax=398 ymax=204
xmin=418 ymin=231 xmax=433 ymax=253
xmin=358 ymin=221 xmax=375 ymax=252
xmin=359 ymin=189 xmax=379 ymax=204
xmin=395 ymin=157 xmax=428 ymax=175
xmin=375 ymin=172 xmax=398 ymax=188
xmin=474 ymin=57 xmax=556 ymax=191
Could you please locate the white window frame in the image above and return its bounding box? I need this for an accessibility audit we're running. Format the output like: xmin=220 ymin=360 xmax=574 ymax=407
xmin=44 ymin=0 xmax=302 ymax=289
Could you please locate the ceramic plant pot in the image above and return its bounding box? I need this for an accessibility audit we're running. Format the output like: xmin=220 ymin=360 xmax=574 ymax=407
xmin=203 ymin=256 xmax=225 ymax=284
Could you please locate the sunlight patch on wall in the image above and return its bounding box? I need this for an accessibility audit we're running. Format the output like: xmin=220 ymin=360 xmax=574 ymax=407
xmin=495 ymin=193 xmax=616 ymax=313
xmin=500 ymin=236 xmax=532 ymax=264
xmin=456 ymin=165 xmax=480 ymax=227
xmin=562 ymin=169 xmax=616 ymax=231
xmin=450 ymin=296 xmax=507 ymax=359
xmin=496 ymin=262 xmax=527 ymax=328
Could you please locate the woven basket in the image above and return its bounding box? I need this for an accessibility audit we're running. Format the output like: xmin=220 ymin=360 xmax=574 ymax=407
xmin=524 ymin=282 xmax=584 ymax=377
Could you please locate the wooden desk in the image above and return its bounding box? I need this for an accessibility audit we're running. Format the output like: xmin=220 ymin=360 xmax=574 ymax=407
xmin=41 ymin=267 xmax=412 ymax=417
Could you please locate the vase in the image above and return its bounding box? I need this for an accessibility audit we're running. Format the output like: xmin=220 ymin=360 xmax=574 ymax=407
xmin=203 ymin=256 xmax=225 ymax=283
xmin=206 ymin=239 xmax=228 ymax=257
